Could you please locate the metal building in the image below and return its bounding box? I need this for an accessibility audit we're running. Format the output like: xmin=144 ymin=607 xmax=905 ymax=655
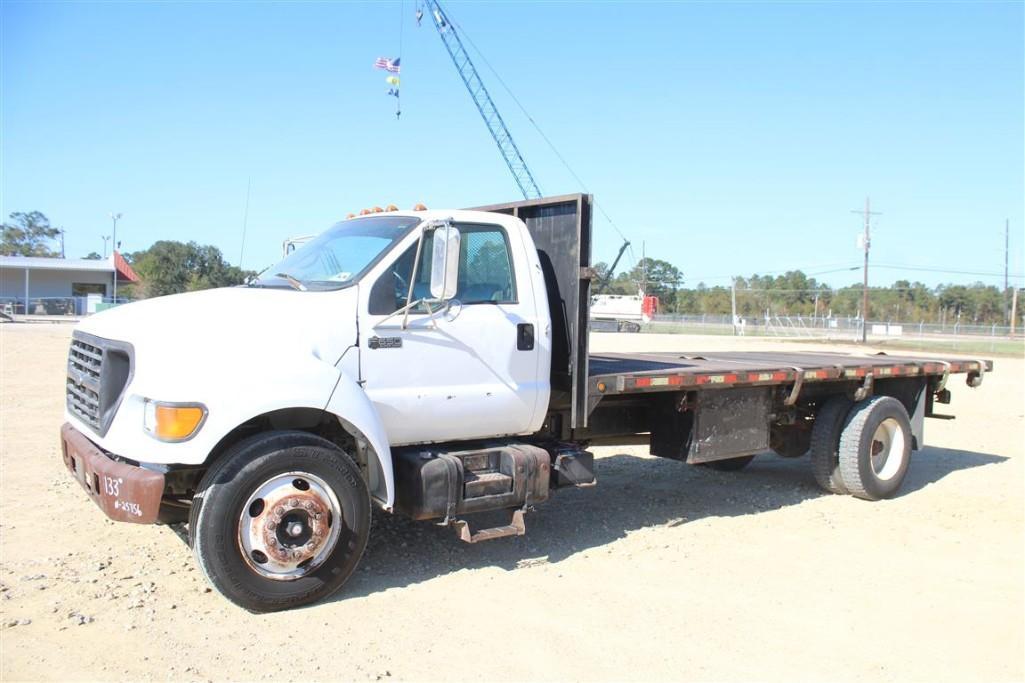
xmin=0 ymin=252 xmax=139 ymax=316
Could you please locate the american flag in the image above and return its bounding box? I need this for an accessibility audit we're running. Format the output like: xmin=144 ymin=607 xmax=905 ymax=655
xmin=374 ymin=57 xmax=401 ymax=73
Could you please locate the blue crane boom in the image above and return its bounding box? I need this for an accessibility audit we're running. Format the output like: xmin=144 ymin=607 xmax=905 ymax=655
xmin=424 ymin=1 xmax=542 ymax=200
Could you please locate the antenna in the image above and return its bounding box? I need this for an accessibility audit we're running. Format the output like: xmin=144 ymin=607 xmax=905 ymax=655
xmin=239 ymin=177 xmax=252 ymax=269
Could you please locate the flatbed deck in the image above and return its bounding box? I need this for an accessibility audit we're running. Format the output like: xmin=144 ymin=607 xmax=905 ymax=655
xmin=589 ymin=351 xmax=991 ymax=396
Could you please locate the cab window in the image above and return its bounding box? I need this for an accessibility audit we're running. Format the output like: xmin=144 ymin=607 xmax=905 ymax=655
xmin=458 ymin=225 xmax=516 ymax=304
xmin=368 ymin=223 xmax=516 ymax=315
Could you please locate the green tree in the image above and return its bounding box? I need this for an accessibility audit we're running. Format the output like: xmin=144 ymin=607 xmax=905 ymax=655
xmin=1 ymin=211 xmax=61 ymax=257
xmin=127 ymin=241 xmax=253 ymax=298
xmin=82 ymin=252 xmax=103 ymax=260
xmin=627 ymin=258 xmax=683 ymax=309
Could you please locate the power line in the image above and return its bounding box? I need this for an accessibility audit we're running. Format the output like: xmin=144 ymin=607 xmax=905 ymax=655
xmin=874 ymin=263 xmax=1025 ymax=279
xmin=450 ymin=14 xmax=631 ymax=249
xmin=687 ymin=262 xmax=861 ymax=283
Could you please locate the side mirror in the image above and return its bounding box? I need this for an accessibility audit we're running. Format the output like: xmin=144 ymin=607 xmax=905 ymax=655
xmin=430 ymin=224 xmax=460 ymax=300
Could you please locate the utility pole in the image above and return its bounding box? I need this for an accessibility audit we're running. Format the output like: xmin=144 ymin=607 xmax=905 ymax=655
xmin=111 ymin=210 xmax=123 ymax=301
xmin=59 ymin=228 xmax=65 ymax=258
xmin=1005 ymin=219 xmax=1010 ymax=323
xmin=731 ymin=277 xmax=738 ymax=336
xmin=1011 ymin=287 xmax=1019 ymax=338
xmin=101 ymin=235 xmax=110 ymax=258
xmin=851 ymin=197 xmax=881 ymax=343
xmin=641 ymin=241 xmax=647 ymax=295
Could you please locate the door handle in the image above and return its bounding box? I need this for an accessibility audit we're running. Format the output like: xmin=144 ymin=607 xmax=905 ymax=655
xmin=517 ymin=323 xmax=535 ymax=351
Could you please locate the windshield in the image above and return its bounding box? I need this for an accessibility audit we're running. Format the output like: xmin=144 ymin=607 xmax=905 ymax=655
xmin=253 ymin=215 xmax=420 ymax=291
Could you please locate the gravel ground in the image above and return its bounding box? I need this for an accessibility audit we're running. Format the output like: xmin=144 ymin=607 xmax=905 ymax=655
xmin=1 ymin=323 xmax=1022 ymax=682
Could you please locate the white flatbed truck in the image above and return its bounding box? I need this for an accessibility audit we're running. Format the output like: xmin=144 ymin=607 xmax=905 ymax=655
xmin=60 ymin=194 xmax=990 ymax=611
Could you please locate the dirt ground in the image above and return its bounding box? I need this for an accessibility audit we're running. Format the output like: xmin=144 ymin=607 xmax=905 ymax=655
xmin=1 ymin=323 xmax=1022 ymax=682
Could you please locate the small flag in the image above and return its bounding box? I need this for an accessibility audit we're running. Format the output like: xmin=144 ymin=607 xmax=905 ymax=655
xmin=374 ymin=57 xmax=401 ymax=73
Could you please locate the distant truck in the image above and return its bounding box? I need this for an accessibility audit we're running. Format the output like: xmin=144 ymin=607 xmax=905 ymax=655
xmin=590 ymin=290 xmax=658 ymax=333
xmin=61 ymin=194 xmax=990 ymax=611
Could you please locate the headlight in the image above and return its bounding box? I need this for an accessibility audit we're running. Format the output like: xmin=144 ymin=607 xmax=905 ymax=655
xmin=143 ymin=399 xmax=207 ymax=442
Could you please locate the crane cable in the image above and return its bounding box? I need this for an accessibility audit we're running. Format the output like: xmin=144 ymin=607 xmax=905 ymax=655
xmin=447 ymin=13 xmax=635 ymax=267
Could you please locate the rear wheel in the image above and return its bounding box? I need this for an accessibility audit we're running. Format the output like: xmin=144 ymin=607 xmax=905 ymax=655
xmin=190 ymin=431 xmax=371 ymax=612
xmin=838 ymin=396 xmax=912 ymax=501
xmin=809 ymin=396 xmax=853 ymax=494
xmin=700 ymin=455 xmax=756 ymax=471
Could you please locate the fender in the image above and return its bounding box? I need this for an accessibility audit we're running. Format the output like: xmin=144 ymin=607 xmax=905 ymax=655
xmin=324 ymin=372 xmax=395 ymax=510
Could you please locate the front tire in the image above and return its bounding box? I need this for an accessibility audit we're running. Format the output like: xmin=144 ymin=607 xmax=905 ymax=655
xmin=838 ymin=396 xmax=913 ymax=501
xmin=190 ymin=431 xmax=371 ymax=612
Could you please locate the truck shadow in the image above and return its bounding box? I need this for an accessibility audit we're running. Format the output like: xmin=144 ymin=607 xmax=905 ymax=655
xmin=331 ymin=446 xmax=1006 ymax=603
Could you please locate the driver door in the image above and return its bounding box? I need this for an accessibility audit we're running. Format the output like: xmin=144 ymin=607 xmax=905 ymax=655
xmin=357 ymin=221 xmax=545 ymax=446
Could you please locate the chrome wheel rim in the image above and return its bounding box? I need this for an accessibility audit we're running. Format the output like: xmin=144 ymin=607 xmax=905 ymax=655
xmin=238 ymin=472 xmax=342 ymax=581
xmin=870 ymin=418 xmax=905 ymax=481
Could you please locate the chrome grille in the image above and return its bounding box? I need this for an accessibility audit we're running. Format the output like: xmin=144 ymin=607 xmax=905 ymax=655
xmin=67 ymin=337 xmax=104 ymax=431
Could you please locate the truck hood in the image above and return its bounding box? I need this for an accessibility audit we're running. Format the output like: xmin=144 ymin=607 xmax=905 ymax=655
xmin=76 ymin=287 xmax=358 ymax=390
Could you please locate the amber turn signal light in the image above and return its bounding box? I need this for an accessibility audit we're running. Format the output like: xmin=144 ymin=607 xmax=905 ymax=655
xmin=143 ymin=400 xmax=207 ymax=442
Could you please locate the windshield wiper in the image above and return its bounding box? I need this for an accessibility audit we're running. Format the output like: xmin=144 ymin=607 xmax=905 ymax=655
xmin=274 ymin=272 xmax=308 ymax=292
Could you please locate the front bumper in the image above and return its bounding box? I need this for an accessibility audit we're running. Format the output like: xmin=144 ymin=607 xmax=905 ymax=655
xmin=60 ymin=422 xmax=165 ymax=524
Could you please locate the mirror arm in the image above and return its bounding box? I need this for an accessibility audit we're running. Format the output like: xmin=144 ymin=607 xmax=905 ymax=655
xmin=401 ymin=231 xmax=427 ymax=331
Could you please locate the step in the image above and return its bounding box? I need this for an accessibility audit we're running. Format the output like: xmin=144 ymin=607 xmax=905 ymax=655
xmin=463 ymin=470 xmax=512 ymax=499
xmin=452 ymin=509 xmax=526 ymax=543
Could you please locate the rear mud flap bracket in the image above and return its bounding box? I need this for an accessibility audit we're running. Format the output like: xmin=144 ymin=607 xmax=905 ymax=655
xmin=783 ymin=366 xmax=805 ymax=406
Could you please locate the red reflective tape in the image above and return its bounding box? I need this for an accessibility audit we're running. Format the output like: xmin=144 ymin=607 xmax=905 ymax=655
xmin=635 ymin=377 xmax=652 ymax=388
xmin=668 ymin=375 xmax=684 ymax=386
xmin=695 ymin=375 xmax=710 ymax=385
xmin=723 ymin=374 xmax=738 ymax=383
xmin=772 ymin=372 xmax=788 ymax=381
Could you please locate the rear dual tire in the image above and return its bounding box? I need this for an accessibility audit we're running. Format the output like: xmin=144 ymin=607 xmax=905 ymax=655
xmin=838 ymin=396 xmax=912 ymax=501
xmin=810 ymin=395 xmax=913 ymax=500
xmin=809 ymin=396 xmax=853 ymax=494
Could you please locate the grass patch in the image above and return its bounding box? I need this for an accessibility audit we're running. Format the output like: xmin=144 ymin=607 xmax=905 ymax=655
xmin=869 ymin=337 xmax=1024 ymax=357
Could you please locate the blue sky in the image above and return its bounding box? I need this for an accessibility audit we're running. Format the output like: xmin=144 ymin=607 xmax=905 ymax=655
xmin=2 ymin=1 xmax=1022 ymax=288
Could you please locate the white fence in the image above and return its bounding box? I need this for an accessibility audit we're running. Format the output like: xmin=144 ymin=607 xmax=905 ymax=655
xmin=0 ymin=296 xmax=128 ymax=319
xmin=644 ymin=313 xmax=1021 ymax=351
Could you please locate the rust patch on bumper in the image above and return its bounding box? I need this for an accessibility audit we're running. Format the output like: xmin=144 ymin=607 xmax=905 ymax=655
xmin=60 ymin=422 xmax=164 ymax=524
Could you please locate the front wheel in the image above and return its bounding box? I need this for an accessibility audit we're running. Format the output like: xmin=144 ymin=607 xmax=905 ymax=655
xmin=189 ymin=431 xmax=371 ymax=612
xmin=838 ymin=396 xmax=913 ymax=501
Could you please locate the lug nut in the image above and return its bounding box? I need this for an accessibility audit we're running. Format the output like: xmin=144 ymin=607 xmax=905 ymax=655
xmin=289 ymin=498 xmax=299 ymax=508
xmin=266 ymin=521 xmax=276 ymax=530
xmin=275 ymin=507 xmax=285 ymax=516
